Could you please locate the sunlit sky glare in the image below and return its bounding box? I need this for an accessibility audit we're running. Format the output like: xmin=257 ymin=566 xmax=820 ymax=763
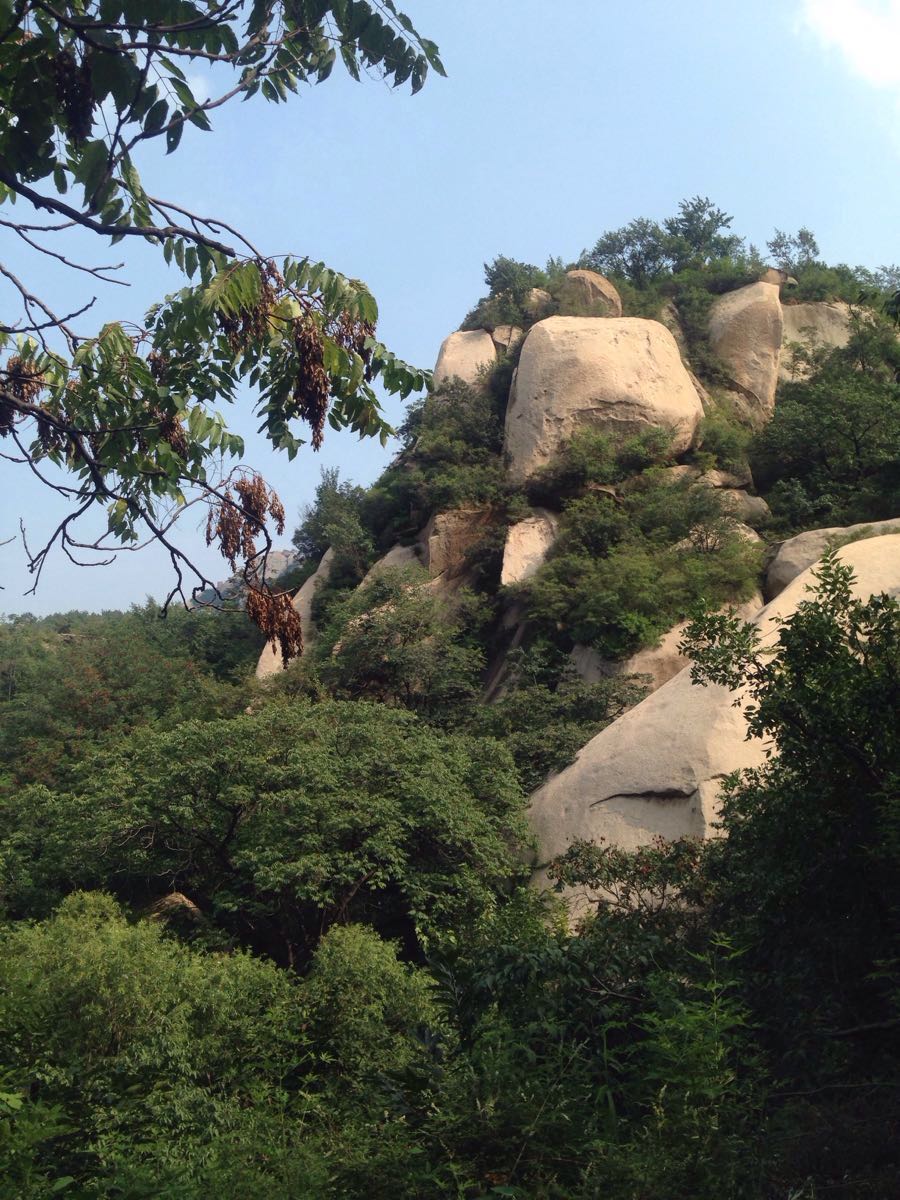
xmin=2 ymin=0 xmax=899 ymax=615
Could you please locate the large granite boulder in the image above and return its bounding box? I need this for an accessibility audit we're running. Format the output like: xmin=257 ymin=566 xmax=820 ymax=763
xmin=779 ymin=301 xmax=852 ymax=380
xmin=556 ymin=269 xmax=622 ymax=318
xmin=765 ymin=517 xmax=900 ymax=599
xmin=500 ymin=509 xmax=559 ymax=586
xmin=504 ymin=317 xmax=704 ymax=483
xmin=707 ymin=281 xmax=783 ymax=423
xmin=433 ymin=330 xmax=496 ymax=388
xmin=255 ymin=547 xmax=334 ymax=679
xmin=530 ymin=535 xmax=900 ymax=877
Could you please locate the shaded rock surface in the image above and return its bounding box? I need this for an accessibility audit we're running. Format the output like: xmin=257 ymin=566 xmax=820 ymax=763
xmin=504 ymin=317 xmax=703 ymax=483
xmin=707 ymin=281 xmax=783 ymax=423
xmin=255 ymin=547 xmax=334 ymax=679
xmin=530 ymin=536 xmax=900 ymax=881
xmin=422 ymin=508 xmax=494 ymax=578
xmin=433 ymin=330 xmax=496 ymax=388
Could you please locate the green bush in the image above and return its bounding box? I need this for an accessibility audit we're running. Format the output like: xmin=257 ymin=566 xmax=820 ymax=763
xmin=753 ymin=320 xmax=900 ymax=529
xmin=0 ymin=702 xmax=527 ymax=961
xmin=308 ymin=565 xmax=488 ymax=722
xmin=523 ymin=479 xmax=761 ymax=659
xmin=0 ymin=892 xmax=326 ymax=1198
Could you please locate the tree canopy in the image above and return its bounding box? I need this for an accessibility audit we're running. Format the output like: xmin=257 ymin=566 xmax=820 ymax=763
xmin=0 ymin=2 xmax=443 ymax=652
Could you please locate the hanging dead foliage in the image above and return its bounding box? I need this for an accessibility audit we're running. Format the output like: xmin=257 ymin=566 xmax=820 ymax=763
xmin=291 ymin=318 xmax=330 ymax=449
xmin=246 ymin=586 xmax=303 ymax=667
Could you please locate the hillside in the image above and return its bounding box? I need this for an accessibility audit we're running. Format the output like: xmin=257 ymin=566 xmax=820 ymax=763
xmin=1 ymin=202 xmax=899 ymax=1198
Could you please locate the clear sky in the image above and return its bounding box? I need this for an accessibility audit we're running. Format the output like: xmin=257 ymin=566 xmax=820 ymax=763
xmin=2 ymin=0 xmax=899 ymax=615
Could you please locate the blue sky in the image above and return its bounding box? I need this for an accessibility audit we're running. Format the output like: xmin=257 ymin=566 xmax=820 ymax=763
xmin=2 ymin=0 xmax=899 ymax=615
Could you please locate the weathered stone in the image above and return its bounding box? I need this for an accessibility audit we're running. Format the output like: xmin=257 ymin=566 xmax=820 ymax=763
xmin=422 ymin=509 xmax=494 ymax=578
xmin=779 ymin=301 xmax=853 ymax=380
xmin=500 ymin=509 xmax=559 ymax=586
xmin=556 ymin=269 xmax=622 ymax=318
xmin=657 ymin=464 xmax=701 ymax=485
xmin=765 ymin=517 xmax=900 ymax=599
xmin=504 ymin=317 xmax=704 ymax=483
xmin=491 ymin=324 xmax=524 ymax=355
xmin=433 ymin=330 xmax=496 ymax=388
xmin=718 ymin=489 xmax=771 ymax=527
xmin=523 ymin=287 xmax=554 ymax=320
xmin=707 ymin=282 xmax=783 ymax=423
xmin=698 ymin=466 xmax=753 ymax=489
xmin=658 ymin=300 xmax=688 ymax=360
xmin=255 ymin=547 xmax=334 ymax=679
xmin=359 ymin=543 xmax=420 ymax=587
xmin=530 ymin=536 xmax=900 ymax=885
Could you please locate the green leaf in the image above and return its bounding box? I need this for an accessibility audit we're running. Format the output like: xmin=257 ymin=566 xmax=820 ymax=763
xmin=144 ymin=98 xmax=169 ymax=135
xmin=166 ymin=120 xmax=184 ymax=155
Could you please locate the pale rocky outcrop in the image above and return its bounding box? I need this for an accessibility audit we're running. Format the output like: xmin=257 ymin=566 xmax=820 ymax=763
xmin=255 ymin=547 xmax=334 ymax=679
xmin=765 ymin=517 xmax=900 ymax=599
xmin=658 ymin=300 xmax=688 ymax=361
xmin=500 ymin=509 xmax=559 ymax=586
xmin=707 ymin=281 xmax=783 ymax=423
xmin=504 ymin=317 xmax=704 ymax=483
xmin=530 ymin=536 xmax=900 ymax=882
xmin=433 ymin=330 xmax=496 ymax=388
xmin=779 ymin=301 xmax=852 ymax=380
xmin=556 ymin=269 xmax=622 ymax=318
xmin=422 ymin=509 xmax=493 ymax=578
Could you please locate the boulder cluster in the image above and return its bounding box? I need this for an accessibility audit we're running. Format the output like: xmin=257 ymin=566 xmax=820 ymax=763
xmin=258 ymin=267 xmax=897 ymax=873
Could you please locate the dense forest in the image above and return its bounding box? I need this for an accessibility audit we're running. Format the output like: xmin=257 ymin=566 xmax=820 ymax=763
xmin=2 ymin=199 xmax=899 ymax=1199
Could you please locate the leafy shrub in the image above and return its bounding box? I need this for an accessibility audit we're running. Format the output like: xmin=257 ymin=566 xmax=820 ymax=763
xmin=0 ymin=892 xmax=326 ymax=1198
xmin=696 ymin=410 xmax=751 ymax=473
xmin=360 ymin=379 xmax=509 ymax=550
xmin=523 ymin=478 xmax=761 ymax=658
xmin=753 ymin=321 xmax=900 ymax=529
xmin=526 ymin=426 xmax=675 ymax=505
xmin=308 ymin=566 xmax=488 ymax=722
xmin=465 ymin=643 xmax=644 ymax=791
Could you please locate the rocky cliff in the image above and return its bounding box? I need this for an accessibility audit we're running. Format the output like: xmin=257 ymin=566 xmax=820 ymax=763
xmin=256 ymin=264 xmax=899 ymax=867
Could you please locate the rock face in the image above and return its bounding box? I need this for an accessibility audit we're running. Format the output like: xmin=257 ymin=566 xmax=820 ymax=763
xmin=719 ymin=489 xmax=771 ymax=527
xmin=422 ymin=509 xmax=493 ymax=578
xmin=779 ymin=301 xmax=852 ymax=380
xmin=504 ymin=317 xmax=704 ymax=483
xmin=557 ymin=269 xmax=622 ymax=317
xmin=255 ymin=547 xmax=334 ymax=679
xmin=530 ymin=535 xmax=900 ymax=876
xmin=500 ymin=509 xmax=559 ymax=586
xmin=765 ymin=517 xmax=900 ymax=599
xmin=491 ymin=325 xmax=524 ymax=355
xmin=433 ymin=330 xmax=496 ymax=388
xmin=523 ymin=288 xmax=554 ymax=320
xmin=707 ymin=281 xmax=783 ymax=423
